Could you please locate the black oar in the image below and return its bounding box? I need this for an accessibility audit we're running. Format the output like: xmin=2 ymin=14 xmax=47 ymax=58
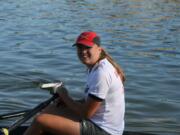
xmin=0 ymin=82 xmax=63 ymax=121
xmin=0 ymin=110 xmax=30 ymax=120
xmin=0 ymin=82 xmax=63 ymax=135
xmin=0 ymin=94 xmax=58 ymax=135
xmin=8 ymin=94 xmax=58 ymax=133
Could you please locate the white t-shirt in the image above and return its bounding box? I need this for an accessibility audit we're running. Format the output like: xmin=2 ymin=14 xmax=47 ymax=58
xmin=85 ymin=58 xmax=125 ymax=135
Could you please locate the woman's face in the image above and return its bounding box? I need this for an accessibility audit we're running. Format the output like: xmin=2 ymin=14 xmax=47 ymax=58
xmin=76 ymin=44 xmax=102 ymax=67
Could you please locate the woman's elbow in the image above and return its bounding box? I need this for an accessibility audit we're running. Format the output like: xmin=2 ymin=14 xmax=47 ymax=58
xmin=82 ymin=111 xmax=94 ymax=119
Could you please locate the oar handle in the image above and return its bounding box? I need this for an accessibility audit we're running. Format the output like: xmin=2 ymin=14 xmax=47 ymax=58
xmin=40 ymin=82 xmax=63 ymax=95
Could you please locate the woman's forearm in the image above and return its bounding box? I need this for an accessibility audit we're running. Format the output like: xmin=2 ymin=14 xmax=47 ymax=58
xmin=62 ymin=96 xmax=86 ymax=118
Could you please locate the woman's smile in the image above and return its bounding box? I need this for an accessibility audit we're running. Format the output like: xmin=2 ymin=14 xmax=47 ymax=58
xmin=80 ymin=53 xmax=91 ymax=64
xmin=77 ymin=44 xmax=101 ymax=67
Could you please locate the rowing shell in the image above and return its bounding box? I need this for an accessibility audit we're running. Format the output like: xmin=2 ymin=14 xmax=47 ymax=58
xmin=0 ymin=126 xmax=156 ymax=135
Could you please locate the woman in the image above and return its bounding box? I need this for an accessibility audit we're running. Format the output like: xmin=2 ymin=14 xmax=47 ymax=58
xmin=24 ymin=31 xmax=125 ymax=135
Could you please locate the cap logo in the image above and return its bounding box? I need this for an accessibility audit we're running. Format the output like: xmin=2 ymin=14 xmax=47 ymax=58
xmin=79 ymin=34 xmax=91 ymax=41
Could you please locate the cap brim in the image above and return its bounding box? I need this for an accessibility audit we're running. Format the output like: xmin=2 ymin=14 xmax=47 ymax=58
xmin=73 ymin=40 xmax=94 ymax=47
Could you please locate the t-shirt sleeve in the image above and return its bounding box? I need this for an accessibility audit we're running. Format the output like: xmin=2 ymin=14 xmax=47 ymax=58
xmin=88 ymin=69 xmax=110 ymax=100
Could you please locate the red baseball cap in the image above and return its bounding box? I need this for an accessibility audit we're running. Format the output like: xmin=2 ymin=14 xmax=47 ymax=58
xmin=73 ymin=31 xmax=101 ymax=47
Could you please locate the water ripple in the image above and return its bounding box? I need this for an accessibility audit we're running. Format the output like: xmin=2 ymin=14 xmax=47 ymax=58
xmin=0 ymin=0 xmax=179 ymax=134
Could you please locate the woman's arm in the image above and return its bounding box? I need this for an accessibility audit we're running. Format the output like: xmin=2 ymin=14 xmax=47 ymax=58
xmin=57 ymin=88 xmax=102 ymax=119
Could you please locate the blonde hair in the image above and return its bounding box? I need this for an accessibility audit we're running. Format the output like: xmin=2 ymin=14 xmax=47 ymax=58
xmin=99 ymin=48 xmax=125 ymax=83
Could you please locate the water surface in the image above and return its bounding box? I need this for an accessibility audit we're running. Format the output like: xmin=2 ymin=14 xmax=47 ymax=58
xmin=0 ymin=0 xmax=180 ymax=134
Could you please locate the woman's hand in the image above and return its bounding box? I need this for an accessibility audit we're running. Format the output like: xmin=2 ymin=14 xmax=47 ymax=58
xmin=53 ymin=85 xmax=69 ymax=100
xmin=54 ymin=97 xmax=66 ymax=107
xmin=53 ymin=86 xmax=69 ymax=107
xmin=57 ymin=87 xmax=69 ymax=99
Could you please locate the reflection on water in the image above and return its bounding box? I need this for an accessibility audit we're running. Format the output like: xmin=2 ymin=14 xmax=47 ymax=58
xmin=0 ymin=0 xmax=180 ymax=134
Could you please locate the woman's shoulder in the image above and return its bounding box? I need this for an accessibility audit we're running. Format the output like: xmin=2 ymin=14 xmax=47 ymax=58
xmin=94 ymin=59 xmax=114 ymax=79
xmin=98 ymin=58 xmax=113 ymax=72
xmin=90 ymin=59 xmax=113 ymax=77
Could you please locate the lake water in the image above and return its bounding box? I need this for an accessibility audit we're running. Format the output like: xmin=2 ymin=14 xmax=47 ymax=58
xmin=0 ymin=0 xmax=179 ymax=134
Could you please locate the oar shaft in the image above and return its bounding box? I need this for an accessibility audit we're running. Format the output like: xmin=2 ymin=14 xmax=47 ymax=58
xmin=0 ymin=110 xmax=30 ymax=120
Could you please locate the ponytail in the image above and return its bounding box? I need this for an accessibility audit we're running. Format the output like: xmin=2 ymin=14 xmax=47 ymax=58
xmin=99 ymin=49 xmax=125 ymax=83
